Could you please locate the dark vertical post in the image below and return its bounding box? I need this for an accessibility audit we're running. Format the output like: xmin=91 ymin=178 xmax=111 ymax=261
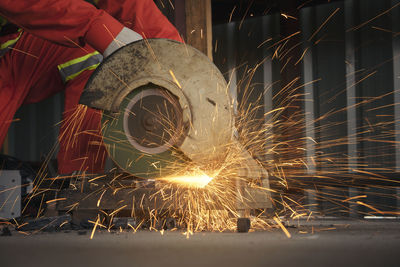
xmin=155 ymin=0 xmax=212 ymax=59
xmin=184 ymin=0 xmax=213 ymax=60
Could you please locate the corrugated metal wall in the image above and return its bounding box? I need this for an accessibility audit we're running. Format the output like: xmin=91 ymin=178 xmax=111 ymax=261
xmin=214 ymin=0 xmax=400 ymax=178
xmin=213 ymin=0 xmax=400 ymax=215
xmin=301 ymin=0 xmax=398 ymax=174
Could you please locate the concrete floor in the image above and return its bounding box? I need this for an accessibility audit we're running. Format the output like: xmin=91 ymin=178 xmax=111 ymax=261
xmin=0 ymin=219 xmax=399 ymax=267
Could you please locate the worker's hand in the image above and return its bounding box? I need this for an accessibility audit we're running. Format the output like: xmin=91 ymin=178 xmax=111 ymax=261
xmin=103 ymin=27 xmax=143 ymax=58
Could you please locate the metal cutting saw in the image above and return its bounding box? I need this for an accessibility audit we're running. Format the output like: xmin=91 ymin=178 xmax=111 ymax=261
xmin=79 ymin=39 xmax=271 ymax=195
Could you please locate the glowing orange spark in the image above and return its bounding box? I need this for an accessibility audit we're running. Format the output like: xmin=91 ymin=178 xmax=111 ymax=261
xmin=273 ymin=217 xmax=291 ymax=238
xmin=90 ymin=215 xmax=100 ymax=240
xmin=160 ymin=173 xmax=214 ymax=188
xmin=9 ymin=47 xmax=39 ymax=59
xmin=308 ymin=8 xmax=340 ymax=41
xmin=45 ymin=198 xmax=67 ymax=204
xmin=356 ymin=201 xmax=384 ymax=215
xmin=348 ymin=2 xmax=400 ymax=32
xmin=169 ymin=70 xmax=182 ymax=88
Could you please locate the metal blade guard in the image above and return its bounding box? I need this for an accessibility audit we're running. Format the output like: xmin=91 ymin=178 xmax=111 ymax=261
xmin=80 ymin=39 xmax=233 ymax=178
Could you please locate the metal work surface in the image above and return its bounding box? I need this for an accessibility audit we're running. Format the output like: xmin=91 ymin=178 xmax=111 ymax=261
xmin=1 ymin=220 xmax=399 ymax=267
xmin=0 ymin=170 xmax=21 ymax=219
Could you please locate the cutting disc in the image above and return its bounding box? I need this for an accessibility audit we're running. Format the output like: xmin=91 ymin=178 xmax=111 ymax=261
xmin=101 ymin=85 xmax=187 ymax=178
xmin=123 ymin=87 xmax=184 ymax=154
xmin=80 ymin=39 xmax=234 ymax=178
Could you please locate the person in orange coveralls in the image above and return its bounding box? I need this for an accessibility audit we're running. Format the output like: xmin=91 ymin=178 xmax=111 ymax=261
xmin=0 ymin=0 xmax=182 ymax=175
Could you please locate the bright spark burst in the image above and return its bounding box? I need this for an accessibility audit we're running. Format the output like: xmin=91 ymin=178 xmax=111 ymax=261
xmin=159 ymin=173 xmax=214 ymax=188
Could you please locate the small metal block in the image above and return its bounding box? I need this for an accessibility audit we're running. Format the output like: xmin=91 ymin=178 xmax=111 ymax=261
xmin=0 ymin=170 xmax=21 ymax=219
xmin=237 ymin=217 xmax=251 ymax=233
xmin=1 ymin=227 xmax=12 ymax=236
xmin=112 ymin=217 xmax=137 ymax=229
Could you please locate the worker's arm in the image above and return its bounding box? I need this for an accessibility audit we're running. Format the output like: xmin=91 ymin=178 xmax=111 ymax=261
xmin=0 ymin=0 xmax=142 ymax=56
xmin=96 ymin=0 xmax=183 ymax=43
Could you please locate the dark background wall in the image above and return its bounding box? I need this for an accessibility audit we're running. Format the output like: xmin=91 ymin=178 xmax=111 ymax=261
xmin=212 ymin=0 xmax=400 ymax=215
xmin=213 ymin=0 xmax=400 ymax=176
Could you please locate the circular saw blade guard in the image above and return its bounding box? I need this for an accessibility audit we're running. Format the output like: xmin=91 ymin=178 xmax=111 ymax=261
xmin=80 ymin=39 xmax=234 ymax=178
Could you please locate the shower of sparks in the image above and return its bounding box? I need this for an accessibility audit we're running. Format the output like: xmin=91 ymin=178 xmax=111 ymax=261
xmin=2 ymin=0 xmax=400 ymax=239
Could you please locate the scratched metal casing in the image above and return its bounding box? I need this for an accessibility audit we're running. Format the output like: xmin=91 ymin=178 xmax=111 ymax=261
xmin=80 ymin=39 xmax=234 ymax=177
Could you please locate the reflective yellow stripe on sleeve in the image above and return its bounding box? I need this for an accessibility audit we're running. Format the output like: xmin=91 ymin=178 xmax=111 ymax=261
xmin=0 ymin=30 xmax=23 ymax=57
xmin=57 ymin=51 xmax=103 ymax=83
